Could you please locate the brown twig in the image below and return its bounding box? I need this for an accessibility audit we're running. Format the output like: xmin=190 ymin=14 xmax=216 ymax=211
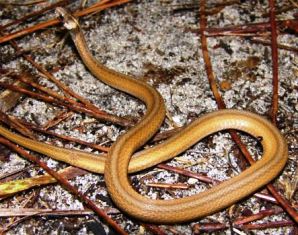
xmin=0 ymin=81 xmax=133 ymax=126
xmin=199 ymin=0 xmax=250 ymax=169
xmin=192 ymin=220 xmax=296 ymax=233
xmin=266 ymin=184 xmax=298 ymax=223
xmin=0 ymin=76 xmax=34 ymax=113
xmin=2 ymin=38 xmax=134 ymax=126
xmin=158 ymin=164 xmax=216 ymax=184
xmin=158 ymin=164 xmax=277 ymax=203
xmin=0 ymin=0 xmax=46 ymax=6
xmin=0 ymin=0 xmax=71 ymax=31
xmin=250 ymin=38 xmax=298 ymax=53
xmin=202 ymin=19 xmax=298 ymax=36
xmin=265 ymin=0 xmax=298 ymax=223
xmin=42 ymin=110 xmax=74 ymax=130
xmin=199 ymin=0 xmax=298 ymax=224
xmin=1 ymin=215 xmax=34 ymax=234
xmin=193 ymin=206 xmax=298 ymax=233
xmin=142 ymin=224 xmax=167 ymax=235
xmin=0 ymin=110 xmax=36 ymax=139
xmin=17 ymin=117 xmax=110 ymax=152
xmin=0 ymin=137 xmax=127 ymax=235
xmin=0 ymin=208 xmax=95 ymax=217
xmin=192 ymin=222 xmax=227 ymax=233
xmin=171 ymin=0 xmax=240 ymax=15
xmin=0 ymin=165 xmax=33 ymax=183
xmin=0 ymin=2 xmax=134 ymax=127
xmin=254 ymin=192 xmax=278 ymax=204
xmin=8 ymin=41 xmax=117 ymax=118
xmin=11 ymin=73 xmax=97 ymax=112
xmin=0 ymin=160 xmax=278 ymax=205
xmin=193 ymin=208 xmax=295 ymax=234
xmin=199 ymin=8 xmax=226 ymax=109
xmin=268 ymin=0 xmax=298 ymax=223
xmin=13 ymin=72 xmax=111 ymax=118
xmin=269 ymin=0 xmax=279 ymax=126
xmin=0 ymin=0 xmax=131 ymax=44
xmin=234 ymin=207 xmax=285 ymax=225
xmin=239 ymin=220 xmax=295 ymax=230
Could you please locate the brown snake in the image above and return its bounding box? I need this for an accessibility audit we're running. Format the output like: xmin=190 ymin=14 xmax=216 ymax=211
xmin=0 ymin=8 xmax=288 ymax=223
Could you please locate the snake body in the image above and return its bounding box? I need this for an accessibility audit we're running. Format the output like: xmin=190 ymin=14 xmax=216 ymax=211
xmin=0 ymin=8 xmax=288 ymax=223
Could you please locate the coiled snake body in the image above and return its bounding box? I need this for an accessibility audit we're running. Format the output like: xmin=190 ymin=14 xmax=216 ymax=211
xmin=0 ymin=8 xmax=288 ymax=223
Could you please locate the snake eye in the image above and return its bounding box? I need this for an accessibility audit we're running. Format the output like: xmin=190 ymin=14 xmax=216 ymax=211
xmin=56 ymin=7 xmax=80 ymax=31
xmin=55 ymin=7 xmax=66 ymax=20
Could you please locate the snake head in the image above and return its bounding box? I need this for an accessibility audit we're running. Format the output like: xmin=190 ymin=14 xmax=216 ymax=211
xmin=56 ymin=7 xmax=79 ymax=31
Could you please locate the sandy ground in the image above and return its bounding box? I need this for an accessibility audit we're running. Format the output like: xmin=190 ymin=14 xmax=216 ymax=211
xmin=0 ymin=0 xmax=297 ymax=234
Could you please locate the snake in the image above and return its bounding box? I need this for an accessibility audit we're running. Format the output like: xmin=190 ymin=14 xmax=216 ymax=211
xmin=0 ymin=7 xmax=288 ymax=223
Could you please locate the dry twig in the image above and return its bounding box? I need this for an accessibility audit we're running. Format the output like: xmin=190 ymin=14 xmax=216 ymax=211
xmin=0 ymin=137 xmax=127 ymax=234
xmin=0 ymin=0 xmax=131 ymax=44
xmin=199 ymin=0 xmax=297 ymax=224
